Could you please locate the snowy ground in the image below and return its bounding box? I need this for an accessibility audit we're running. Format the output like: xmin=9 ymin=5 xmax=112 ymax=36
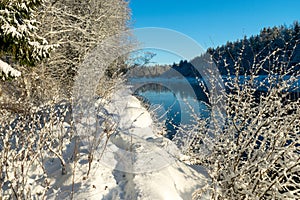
xmin=44 ymin=87 xmax=210 ymax=199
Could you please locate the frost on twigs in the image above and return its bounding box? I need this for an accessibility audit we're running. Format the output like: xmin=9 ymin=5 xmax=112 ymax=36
xmin=37 ymin=0 xmax=131 ymax=98
xmin=192 ymin=39 xmax=300 ymax=199
xmin=0 ymin=102 xmax=73 ymax=199
xmin=0 ymin=0 xmax=131 ymax=198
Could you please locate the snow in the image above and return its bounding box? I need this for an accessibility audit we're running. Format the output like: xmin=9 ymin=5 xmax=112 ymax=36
xmin=132 ymin=163 xmax=208 ymax=200
xmin=0 ymin=59 xmax=21 ymax=79
xmin=44 ymin=87 xmax=209 ymax=199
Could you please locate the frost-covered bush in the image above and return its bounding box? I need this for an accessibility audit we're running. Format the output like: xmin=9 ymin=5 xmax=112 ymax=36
xmin=0 ymin=85 xmax=126 ymax=199
xmin=0 ymin=0 xmax=132 ymax=198
xmin=37 ymin=0 xmax=131 ymax=97
xmin=192 ymin=41 xmax=300 ymax=199
xmin=0 ymin=102 xmax=73 ymax=199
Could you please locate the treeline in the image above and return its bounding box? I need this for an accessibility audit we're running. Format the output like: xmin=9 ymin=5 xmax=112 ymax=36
xmin=128 ymin=60 xmax=205 ymax=78
xmin=129 ymin=22 xmax=300 ymax=78
xmin=127 ymin=64 xmax=170 ymax=78
xmin=195 ymin=21 xmax=300 ymax=76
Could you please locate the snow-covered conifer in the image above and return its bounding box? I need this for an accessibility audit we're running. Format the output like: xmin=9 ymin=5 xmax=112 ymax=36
xmin=0 ymin=0 xmax=54 ymax=79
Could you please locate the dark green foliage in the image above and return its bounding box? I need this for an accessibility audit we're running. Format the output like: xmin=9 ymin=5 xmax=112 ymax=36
xmin=205 ymin=22 xmax=300 ymax=76
xmin=0 ymin=0 xmax=51 ymax=67
xmin=171 ymin=60 xmax=203 ymax=78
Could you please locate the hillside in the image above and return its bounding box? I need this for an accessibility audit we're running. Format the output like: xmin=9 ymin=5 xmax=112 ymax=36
xmin=204 ymin=21 xmax=300 ymax=75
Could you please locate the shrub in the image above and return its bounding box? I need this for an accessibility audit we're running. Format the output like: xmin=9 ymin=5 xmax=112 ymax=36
xmin=192 ymin=40 xmax=300 ymax=199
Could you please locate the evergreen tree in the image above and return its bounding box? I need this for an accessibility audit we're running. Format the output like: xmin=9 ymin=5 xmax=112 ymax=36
xmin=0 ymin=0 xmax=54 ymax=80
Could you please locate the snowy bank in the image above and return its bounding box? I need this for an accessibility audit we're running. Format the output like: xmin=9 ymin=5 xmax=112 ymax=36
xmin=46 ymin=87 xmax=209 ymax=200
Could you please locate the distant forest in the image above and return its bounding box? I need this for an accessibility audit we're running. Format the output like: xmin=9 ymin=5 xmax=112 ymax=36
xmin=129 ymin=21 xmax=300 ymax=78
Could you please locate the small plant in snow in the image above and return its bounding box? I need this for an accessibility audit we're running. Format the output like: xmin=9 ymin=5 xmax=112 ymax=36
xmin=0 ymin=102 xmax=73 ymax=199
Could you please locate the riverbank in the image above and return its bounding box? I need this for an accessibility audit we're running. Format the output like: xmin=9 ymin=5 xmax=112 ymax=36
xmin=45 ymin=86 xmax=209 ymax=199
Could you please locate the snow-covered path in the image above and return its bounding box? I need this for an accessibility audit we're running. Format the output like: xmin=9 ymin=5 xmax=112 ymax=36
xmin=47 ymin=87 xmax=209 ymax=200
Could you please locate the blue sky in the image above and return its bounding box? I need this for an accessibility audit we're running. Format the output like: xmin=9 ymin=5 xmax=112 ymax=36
xmin=129 ymin=0 xmax=300 ymax=64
